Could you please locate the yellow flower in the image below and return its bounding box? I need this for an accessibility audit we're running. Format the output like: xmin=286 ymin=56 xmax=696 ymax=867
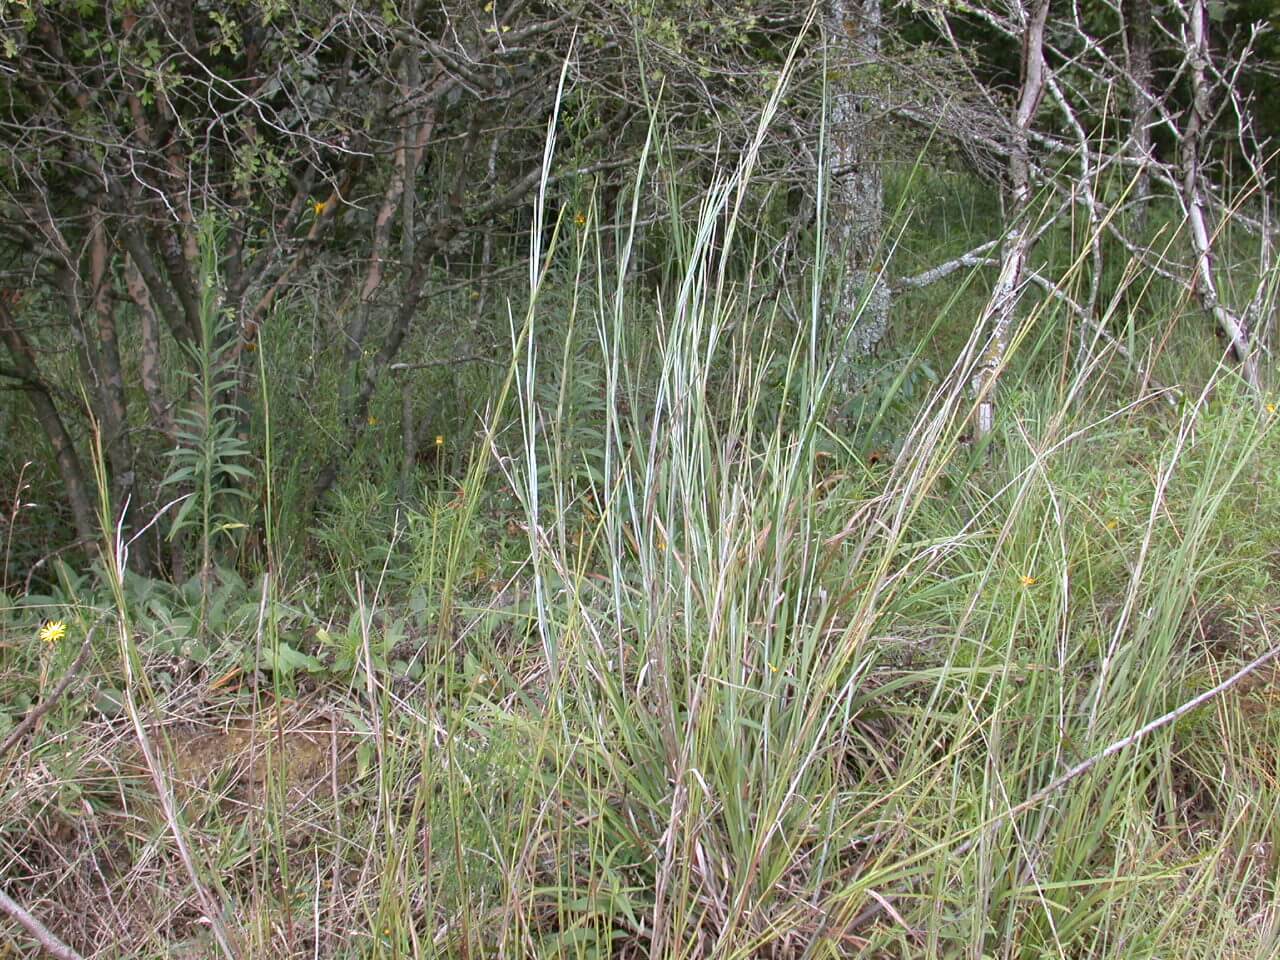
xmin=435 ymin=435 xmax=444 ymax=446
xmin=313 ymin=200 xmax=327 ymax=215
xmin=483 ymin=1 xmax=493 ymax=10
xmin=1104 ymin=518 xmax=1119 ymax=531
xmin=38 ymin=620 xmax=67 ymax=645
xmin=574 ymin=212 xmax=587 ymax=228
xmin=1019 ymin=575 xmax=1037 ymax=587
xmin=367 ymin=415 xmax=379 ymax=426
xmin=1267 ymin=403 xmax=1276 ymax=415
xmin=767 ymin=661 xmax=779 ymax=673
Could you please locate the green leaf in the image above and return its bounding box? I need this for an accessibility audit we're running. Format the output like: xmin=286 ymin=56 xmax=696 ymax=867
xmin=263 ymin=641 xmax=324 ymax=676
xmin=95 ymin=687 xmax=125 ymax=717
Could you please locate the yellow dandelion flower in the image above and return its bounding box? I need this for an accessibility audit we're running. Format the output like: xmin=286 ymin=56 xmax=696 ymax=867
xmin=574 ymin=212 xmax=587 ymax=228
xmin=435 ymin=435 xmax=444 ymax=446
xmin=38 ymin=620 xmax=67 ymax=645
xmin=1019 ymin=575 xmax=1037 ymax=587
xmin=1267 ymin=403 xmax=1276 ymax=415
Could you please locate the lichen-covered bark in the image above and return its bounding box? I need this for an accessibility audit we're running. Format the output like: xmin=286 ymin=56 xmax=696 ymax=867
xmin=1123 ymin=0 xmax=1154 ymax=228
xmin=973 ymin=0 xmax=1050 ymax=436
xmin=826 ymin=0 xmax=889 ymax=364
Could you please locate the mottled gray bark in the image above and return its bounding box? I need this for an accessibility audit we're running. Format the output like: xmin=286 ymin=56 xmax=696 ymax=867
xmin=826 ymin=0 xmax=889 ymax=363
xmin=1122 ymin=0 xmax=1154 ymax=228
xmin=973 ymin=0 xmax=1050 ymax=436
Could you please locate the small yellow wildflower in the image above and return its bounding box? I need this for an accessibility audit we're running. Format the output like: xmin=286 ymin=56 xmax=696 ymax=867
xmin=367 ymin=415 xmax=379 ymax=426
xmin=38 ymin=620 xmax=67 ymax=645
xmin=574 ymin=212 xmax=587 ymax=228
xmin=767 ymin=661 xmax=779 ymax=673
xmin=435 ymin=435 xmax=444 ymax=447
xmin=1104 ymin=518 xmax=1119 ymax=531
xmin=313 ymin=200 xmax=327 ymax=215
xmin=1267 ymin=403 xmax=1277 ymax=415
xmin=1019 ymin=575 xmax=1037 ymax=587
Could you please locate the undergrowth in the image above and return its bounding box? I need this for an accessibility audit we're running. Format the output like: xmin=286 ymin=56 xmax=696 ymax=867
xmin=2 ymin=115 xmax=1279 ymax=960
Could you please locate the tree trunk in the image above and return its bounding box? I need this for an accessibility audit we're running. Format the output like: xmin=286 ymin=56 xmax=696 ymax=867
xmin=1123 ymin=0 xmax=1154 ymax=230
xmin=89 ymin=216 xmax=151 ymax=571
xmin=826 ymin=0 xmax=889 ymax=365
xmin=125 ymin=252 xmax=188 ymax=580
xmin=973 ymin=0 xmax=1050 ymax=436
xmin=0 ymin=302 xmax=98 ymax=548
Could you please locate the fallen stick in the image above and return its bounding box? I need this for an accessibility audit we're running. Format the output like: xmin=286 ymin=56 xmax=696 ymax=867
xmin=842 ymin=631 xmax=1280 ymax=938
xmin=0 ymin=888 xmax=85 ymax=960
xmin=954 ymin=635 xmax=1280 ymax=858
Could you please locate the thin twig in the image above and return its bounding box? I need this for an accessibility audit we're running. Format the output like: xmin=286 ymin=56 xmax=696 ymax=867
xmin=0 ymin=624 xmax=97 ymax=758
xmin=22 ymin=537 xmax=97 ymax=594
xmin=890 ymin=238 xmax=1000 ymax=292
xmin=1021 ymin=269 xmax=1181 ymax=406
xmin=388 ymin=354 xmax=502 ymax=372
xmin=0 ymin=888 xmax=86 ymax=960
